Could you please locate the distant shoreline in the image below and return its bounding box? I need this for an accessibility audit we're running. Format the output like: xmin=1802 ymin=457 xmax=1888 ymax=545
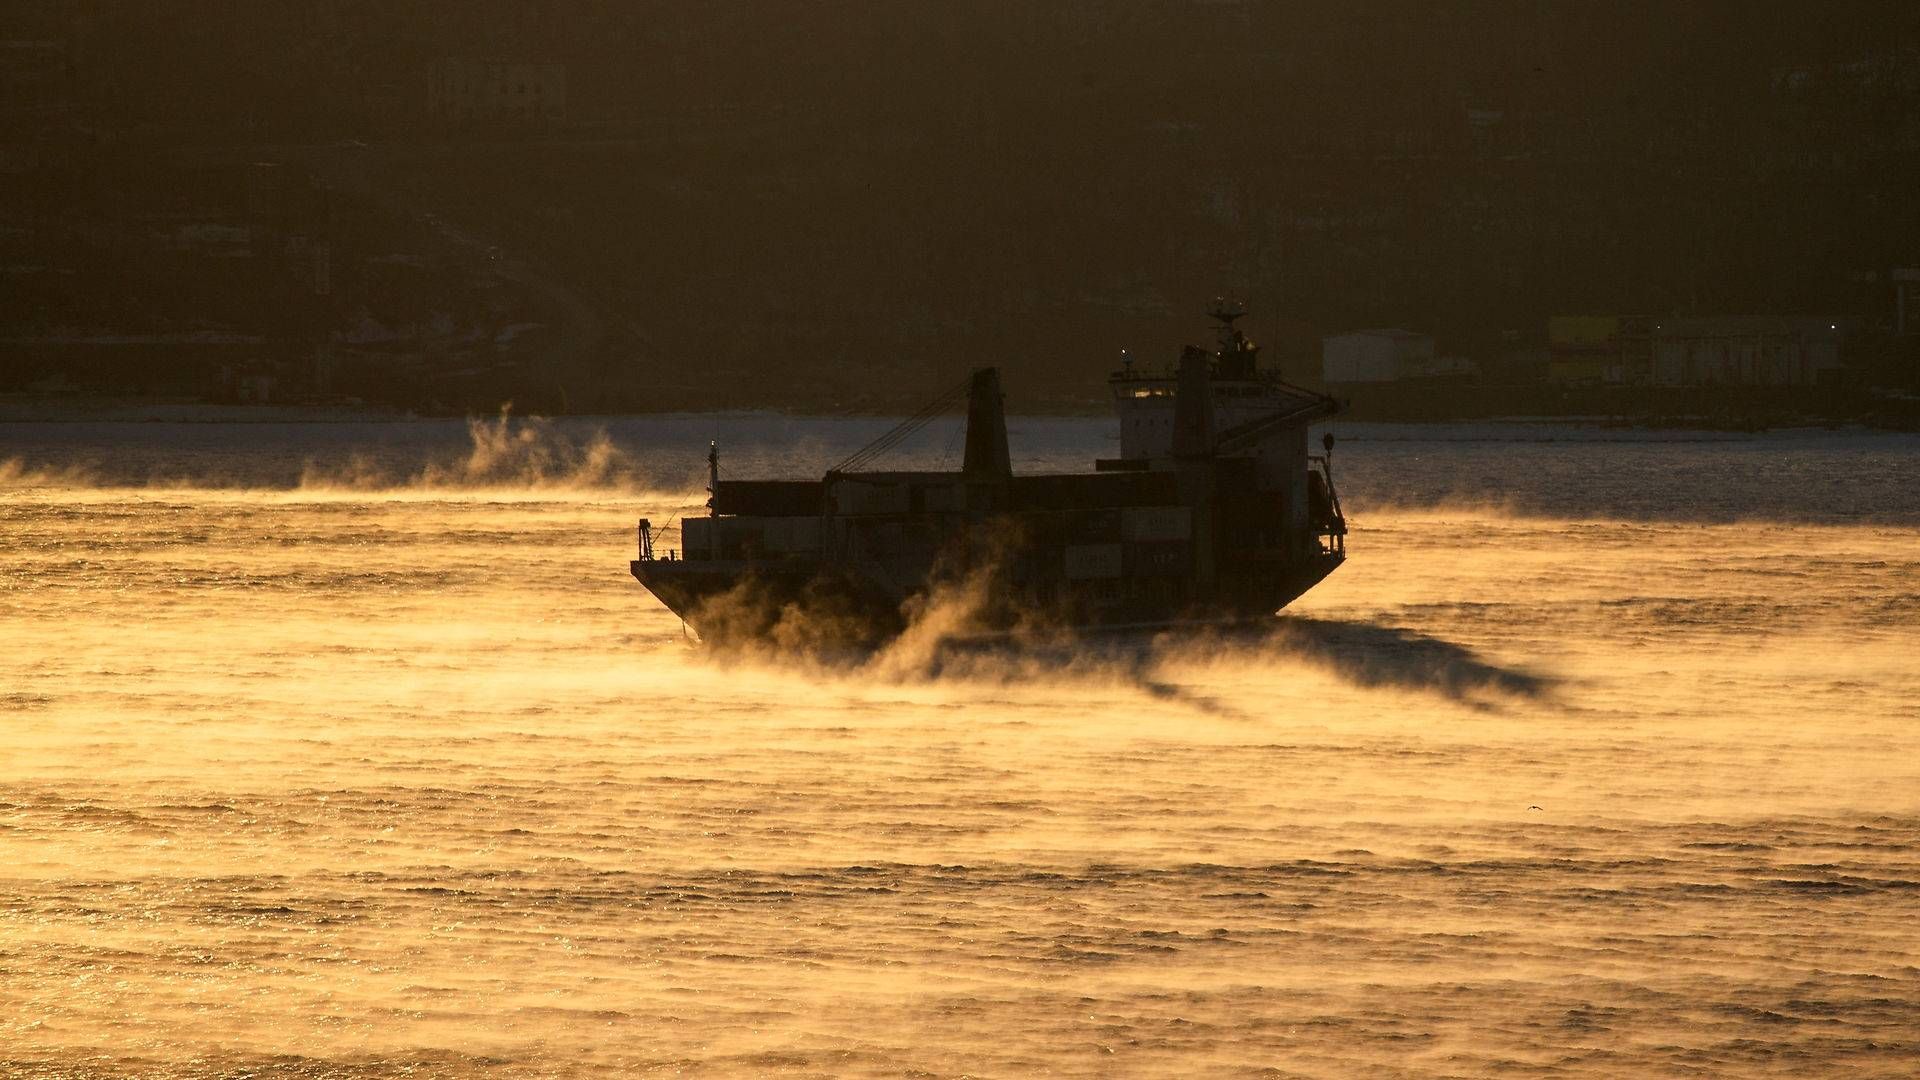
xmin=2 ymin=393 xmax=1912 ymax=434
xmin=0 ymin=396 xmax=413 ymax=425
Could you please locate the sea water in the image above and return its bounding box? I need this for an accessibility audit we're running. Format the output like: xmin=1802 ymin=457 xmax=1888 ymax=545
xmin=3 ymin=416 xmax=1917 ymax=1077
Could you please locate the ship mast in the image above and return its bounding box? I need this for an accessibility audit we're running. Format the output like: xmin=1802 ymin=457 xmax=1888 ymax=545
xmin=707 ymin=440 xmax=719 ymax=516
xmin=1209 ymin=297 xmax=1260 ymax=380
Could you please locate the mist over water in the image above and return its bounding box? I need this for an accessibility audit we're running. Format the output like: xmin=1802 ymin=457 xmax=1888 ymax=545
xmin=4 ymin=418 xmax=1919 ymax=1077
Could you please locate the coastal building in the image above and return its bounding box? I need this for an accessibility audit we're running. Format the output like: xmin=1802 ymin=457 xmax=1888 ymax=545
xmin=1649 ymin=317 xmax=1844 ymax=388
xmin=1321 ymin=329 xmax=1437 ymax=383
xmin=1546 ymin=315 xmax=1654 ymax=386
xmin=1545 ymin=315 xmax=1843 ymax=388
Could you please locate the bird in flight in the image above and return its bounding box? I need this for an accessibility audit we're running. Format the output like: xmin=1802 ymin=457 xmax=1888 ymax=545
xmin=1527 ymin=805 xmax=1544 ymax=811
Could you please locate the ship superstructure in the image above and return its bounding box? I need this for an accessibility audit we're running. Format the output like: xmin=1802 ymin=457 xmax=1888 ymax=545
xmin=632 ymin=301 xmax=1346 ymax=643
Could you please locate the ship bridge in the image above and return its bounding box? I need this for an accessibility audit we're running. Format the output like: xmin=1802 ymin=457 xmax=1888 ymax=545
xmin=1101 ymin=299 xmax=1343 ymax=560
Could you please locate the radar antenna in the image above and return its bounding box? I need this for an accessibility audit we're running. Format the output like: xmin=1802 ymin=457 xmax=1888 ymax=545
xmin=1207 ymin=297 xmax=1260 ymax=379
xmin=1207 ymin=296 xmax=1248 ymax=327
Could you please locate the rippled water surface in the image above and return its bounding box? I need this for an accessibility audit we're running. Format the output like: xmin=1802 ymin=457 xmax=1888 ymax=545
xmin=3 ymin=418 xmax=1918 ymax=1077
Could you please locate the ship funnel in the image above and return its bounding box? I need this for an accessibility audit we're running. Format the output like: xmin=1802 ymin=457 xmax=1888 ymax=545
xmin=963 ymin=367 xmax=1012 ymax=478
xmin=1172 ymin=345 xmax=1216 ymax=456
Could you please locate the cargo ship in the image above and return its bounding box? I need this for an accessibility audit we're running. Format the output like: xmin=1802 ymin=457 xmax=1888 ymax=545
xmin=631 ymin=300 xmax=1346 ymax=643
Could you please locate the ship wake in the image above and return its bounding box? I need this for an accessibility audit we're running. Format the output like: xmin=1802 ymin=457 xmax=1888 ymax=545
xmin=695 ymin=586 xmax=1558 ymax=717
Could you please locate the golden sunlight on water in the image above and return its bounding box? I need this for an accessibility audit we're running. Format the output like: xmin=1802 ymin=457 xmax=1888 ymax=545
xmin=3 ymin=424 xmax=1920 ymax=1077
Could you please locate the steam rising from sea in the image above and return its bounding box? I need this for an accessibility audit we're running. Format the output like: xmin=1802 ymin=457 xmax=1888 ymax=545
xmin=3 ymin=416 xmax=1918 ymax=1077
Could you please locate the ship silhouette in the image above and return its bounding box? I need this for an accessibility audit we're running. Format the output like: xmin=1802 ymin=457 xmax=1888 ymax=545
xmin=632 ymin=301 xmax=1346 ymax=644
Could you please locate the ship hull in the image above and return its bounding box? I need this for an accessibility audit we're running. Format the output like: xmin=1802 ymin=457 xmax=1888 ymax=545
xmin=632 ymin=550 xmax=1342 ymax=645
xmin=632 ymin=558 xmax=905 ymax=644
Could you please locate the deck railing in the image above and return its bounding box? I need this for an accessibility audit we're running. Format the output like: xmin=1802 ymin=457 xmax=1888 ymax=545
xmin=1307 ymin=456 xmax=1347 ymax=556
xmin=636 ymin=519 xmax=679 ymax=562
